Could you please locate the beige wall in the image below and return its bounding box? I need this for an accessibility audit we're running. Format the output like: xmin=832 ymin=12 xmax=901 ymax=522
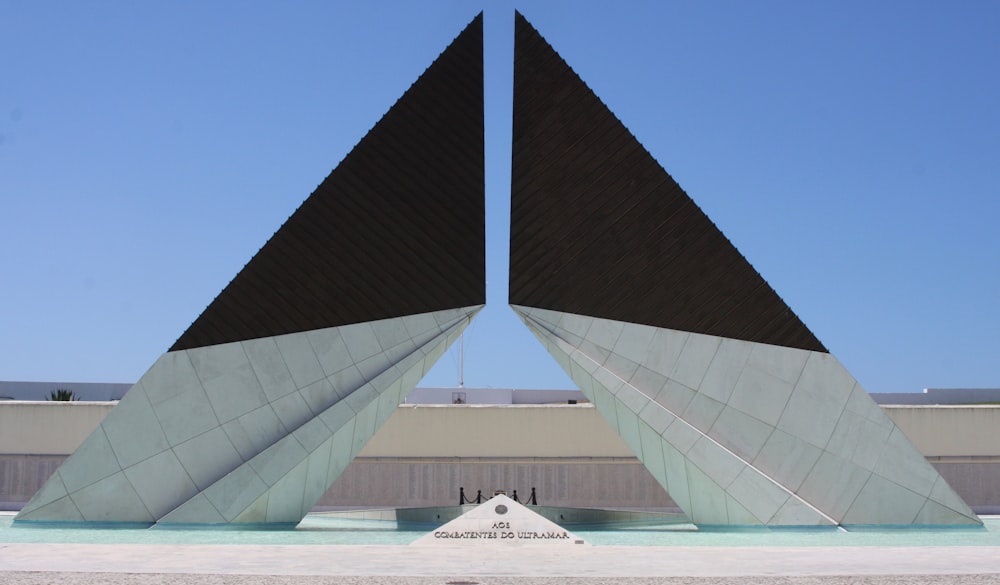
xmin=3 ymin=401 xmax=999 ymax=459
xmin=2 ymin=401 xmax=999 ymax=511
xmin=358 ymin=404 xmax=633 ymax=458
xmin=0 ymin=402 xmax=114 ymax=455
xmin=884 ymin=405 xmax=1000 ymax=457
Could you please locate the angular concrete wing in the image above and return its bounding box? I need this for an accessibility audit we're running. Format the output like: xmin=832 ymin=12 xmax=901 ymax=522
xmin=17 ymin=14 xmax=485 ymax=526
xmin=509 ymin=13 xmax=978 ymax=527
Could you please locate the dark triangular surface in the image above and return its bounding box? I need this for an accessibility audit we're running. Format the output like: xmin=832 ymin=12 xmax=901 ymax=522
xmin=172 ymin=15 xmax=484 ymax=351
xmin=509 ymin=13 xmax=825 ymax=352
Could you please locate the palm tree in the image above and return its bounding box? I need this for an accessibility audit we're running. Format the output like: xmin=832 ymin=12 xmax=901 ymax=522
xmin=47 ymin=388 xmax=79 ymax=401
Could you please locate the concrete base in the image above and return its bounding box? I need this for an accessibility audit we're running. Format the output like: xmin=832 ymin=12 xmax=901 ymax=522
xmin=2 ymin=541 xmax=1000 ymax=578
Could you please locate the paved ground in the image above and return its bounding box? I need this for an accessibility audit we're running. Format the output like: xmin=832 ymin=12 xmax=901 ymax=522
xmin=3 ymin=542 xmax=1000 ymax=583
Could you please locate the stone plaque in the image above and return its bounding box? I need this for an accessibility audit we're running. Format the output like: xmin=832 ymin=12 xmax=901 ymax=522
xmin=411 ymin=494 xmax=587 ymax=546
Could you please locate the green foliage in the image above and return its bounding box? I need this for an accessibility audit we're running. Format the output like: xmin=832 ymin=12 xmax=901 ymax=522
xmin=47 ymin=388 xmax=79 ymax=401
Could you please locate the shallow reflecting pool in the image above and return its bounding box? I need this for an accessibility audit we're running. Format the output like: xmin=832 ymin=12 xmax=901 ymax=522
xmin=3 ymin=512 xmax=997 ymax=547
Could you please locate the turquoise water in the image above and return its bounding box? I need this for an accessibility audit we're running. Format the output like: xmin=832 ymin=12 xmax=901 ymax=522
xmin=3 ymin=513 xmax=998 ymax=547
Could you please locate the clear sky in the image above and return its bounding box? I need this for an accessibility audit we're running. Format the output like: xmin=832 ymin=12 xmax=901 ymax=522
xmin=1 ymin=1 xmax=997 ymax=394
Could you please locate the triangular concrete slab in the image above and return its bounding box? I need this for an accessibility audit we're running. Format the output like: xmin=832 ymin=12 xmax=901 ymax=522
xmin=17 ymin=13 xmax=485 ymax=526
xmin=507 ymin=11 xmax=980 ymax=527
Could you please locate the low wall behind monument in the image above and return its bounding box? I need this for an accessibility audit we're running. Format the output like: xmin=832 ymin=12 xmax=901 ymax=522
xmin=2 ymin=401 xmax=998 ymax=513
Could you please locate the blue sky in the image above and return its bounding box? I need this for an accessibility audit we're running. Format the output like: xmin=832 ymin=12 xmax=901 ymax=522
xmin=1 ymin=2 xmax=997 ymax=393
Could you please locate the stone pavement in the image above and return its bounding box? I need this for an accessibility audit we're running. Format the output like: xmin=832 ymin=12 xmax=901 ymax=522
xmin=2 ymin=542 xmax=1000 ymax=580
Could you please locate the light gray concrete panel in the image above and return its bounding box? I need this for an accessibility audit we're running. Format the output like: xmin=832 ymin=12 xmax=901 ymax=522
xmin=354 ymin=351 xmax=392 ymax=383
xmin=102 ymin=383 xmax=170 ymax=469
xmin=845 ymin=383 xmax=895 ymax=425
xmin=271 ymin=390 xmax=315 ymax=433
xmin=661 ymin=442 xmax=690 ymax=511
xmin=202 ymin=464 xmax=269 ymax=522
xmin=670 ymin=333 xmax=720 ymax=390
xmin=540 ymin=307 xmax=593 ymax=339
xmin=637 ymin=420 xmax=667 ymax=487
xmin=825 ymin=408 xmax=892 ymax=471
xmin=222 ymin=405 xmax=288 ymax=462
xmin=725 ymin=466 xmax=789 ymax=525
xmin=307 ymin=327 xmax=354 ymax=378
xmin=326 ymin=418 xmax=357 ymax=488
xmin=568 ymin=356 xmax=597 ymax=399
xmin=433 ymin=305 xmax=480 ymax=328
xmin=603 ymin=351 xmax=640 ymax=384
xmin=350 ymin=401 xmax=379 ymax=459
xmin=871 ymin=426 xmax=940 ymax=497
xmin=19 ymin=469 xmax=70 ymax=514
xmin=242 ymin=336 xmax=297 ymax=402
xmin=273 ymin=331 xmax=326 ymax=390
xmin=769 ymin=497 xmax=832 ymax=526
xmin=318 ymin=401 xmax=357 ymax=433
xmin=641 ymin=327 xmax=689 ymax=380
xmin=685 ymin=436 xmax=743 ymax=489
xmin=421 ymin=337 xmax=449 ymax=375
xmin=248 ymin=436 xmax=309 ymax=487
xmin=590 ymin=382 xmax=620 ymax=434
xmin=752 ymin=428 xmax=823 ymax=492
xmin=57 ymin=426 xmax=121 ymax=494
xmin=611 ymin=321 xmax=658 ymax=365
xmin=375 ymin=378 xmax=404 ymax=426
xmin=142 ymin=351 xmax=203 ymax=406
xmin=615 ymin=401 xmax=644 ymax=457
xmin=157 ymin=492 xmax=225 ymax=524
xmin=697 ymin=338 xmax=752 ymax=404
xmin=796 ymin=452 xmax=871 ymax=521
xmin=914 ymin=498 xmax=981 ymax=525
xmin=401 ymin=311 xmax=439 ymax=342
xmin=615 ymin=383 xmax=652 ymax=415
xmin=746 ymin=342 xmax=809 ymax=385
xmin=301 ymin=437 xmax=334 ymax=517
xmin=709 ymin=406 xmax=773 ymax=462
xmin=27 ymin=307 xmax=475 ymax=527
xmin=583 ymin=317 xmax=624 ymax=356
xmin=150 ymin=375 xmax=220 ymax=447
xmin=72 ymin=471 xmax=154 ymax=523
xmin=545 ymin=337 xmax=575 ymax=375
xmin=629 ymin=365 xmax=669 ymax=398
xmin=928 ymin=475 xmax=978 ymax=521
xmin=727 ymin=366 xmax=795 ymax=427
xmin=655 ymin=379 xmax=696 ymax=415
xmin=662 ymin=419 xmax=701 ymax=454
xmin=776 ymin=353 xmax=855 ymax=449
xmin=189 ymin=341 xmax=268 ymax=424
xmin=327 ymin=364 xmax=366 ymax=403
xmin=291 ymin=414 xmax=332 ymax=453
xmin=841 ymin=474 xmax=926 ymax=525
xmin=370 ymin=316 xmax=414 ymax=354
xmin=577 ymin=338 xmax=612 ymax=369
xmin=16 ymin=494 xmax=84 ymax=522
xmin=301 ymin=378 xmax=341 ymax=416
xmin=123 ymin=449 xmax=198 ymax=519
xmin=545 ymin=318 xmax=587 ymax=353
xmin=344 ymin=382 xmax=381 ymax=415
xmin=638 ymin=399 xmax=675 ymax=435
xmin=724 ymin=493 xmax=761 ymax=525
xmin=173 ymin=427 xmax=243 ymax=491
xmin=591 ymin=364 xmax=625 ymax=396
xmin=681 ymin=392 xmax=725 ymax=434
xmin=562 ymin=334 xmax=600 ymax=375
xmin=231 ymin=492 xmax=269 ymax=524
xmin=398 ymin=353 xmax=428 ymax=394
xmin=684 ymin=459 xmax=729 ymax=525
xmin=264 ymin=459 xmax=308 ymax=523
xmin=340 ymin=321 xmax=382 ymax=363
